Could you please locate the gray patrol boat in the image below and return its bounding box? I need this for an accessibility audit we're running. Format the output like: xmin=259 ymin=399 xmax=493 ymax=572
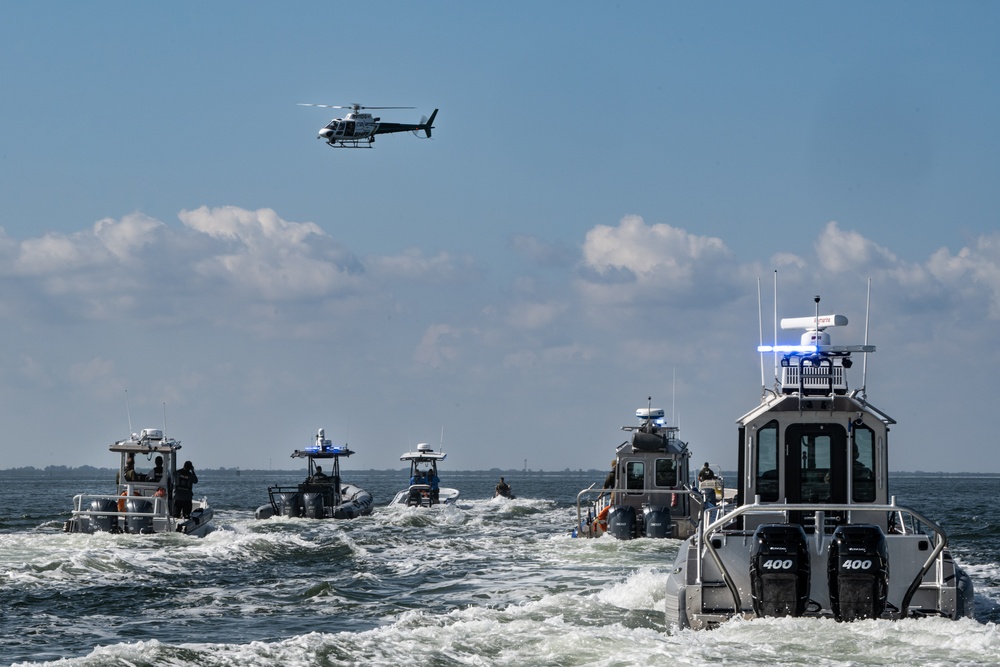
xmin=664 ymin=296 xmax=974 ymax=628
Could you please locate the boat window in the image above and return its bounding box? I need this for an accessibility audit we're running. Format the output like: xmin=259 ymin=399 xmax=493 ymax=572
xmin=852 ymin=424 xmax=877 ymax=502
xmin=625 ymin=461 xmax=645 ymax=493
xmin=784 ymin=423 xmax=848 ymax=505
xmin=654 ymin=459 xmax=677 ymax=487
xmin=797 ymin=432 xmax=832 ymax=503
xmin=756 ymin=421 xmax=779 ymax=501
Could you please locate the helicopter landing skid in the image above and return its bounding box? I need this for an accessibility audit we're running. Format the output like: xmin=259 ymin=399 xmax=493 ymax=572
xmin=325 ymin=138 xmax=376 ymax=149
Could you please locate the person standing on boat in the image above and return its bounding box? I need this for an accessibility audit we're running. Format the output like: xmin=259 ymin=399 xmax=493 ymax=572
xmin=148 ymin=456 xmax=165 ymax=482
xmin=173 ymin=460 xmax=198 ymax=519
xmin=697 ymin=462 xmax=716 ymax=482
xmin=311 ymin=466 xmax=330 ymax=483
xmin=599 ymin=460 xmax=617 ymax=501
xmin=427 ymin=469 xmax=440 ymax=504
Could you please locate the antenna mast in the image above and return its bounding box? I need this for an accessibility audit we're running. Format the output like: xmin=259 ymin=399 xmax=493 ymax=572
xmin=125 ymin=389 xmax=133 ymax=434
xmin=772 ymin=270 xmax=778 ymax=390
xmin=671 ymin=370 xmax=676 ymax=425
xmin=757 ymin=277 xmax=765 ymax=390
xmin=861 ymin=278 xmax=872 ymax=397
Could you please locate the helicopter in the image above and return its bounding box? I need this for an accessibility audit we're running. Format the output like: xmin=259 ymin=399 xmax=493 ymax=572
xmin=298 ymin=103 xmax=438 ymax=148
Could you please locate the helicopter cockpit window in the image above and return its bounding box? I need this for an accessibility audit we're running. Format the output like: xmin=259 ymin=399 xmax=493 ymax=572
xmin=654 ymin=459 xmax=677 ymax=487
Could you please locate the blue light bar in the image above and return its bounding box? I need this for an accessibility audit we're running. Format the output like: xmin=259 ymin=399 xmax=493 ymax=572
xmin=757 ymin=345 xmax=819 ymax=353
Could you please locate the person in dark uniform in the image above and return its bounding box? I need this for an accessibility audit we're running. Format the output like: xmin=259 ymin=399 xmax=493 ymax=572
xmin=427 ymin=469 xmax=440 ymax=504
xmin=495 ymin=477 xmax=512 ymax=498
xmin=173 ymin=460 xmax=198 ymax=518
xmin=698 ymin=462 xmax=716 ymax=482
xmin=149 ymin=456 xmax=165 ymax=482
xmin=311 ymin=465 xmax=330 ymax=483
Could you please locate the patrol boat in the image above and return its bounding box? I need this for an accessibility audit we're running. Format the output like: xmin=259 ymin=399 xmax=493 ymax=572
xmin=575 ymin=402 xmax=718 ymax=540
xmin=390 ymin=442 xmax=460 ymax=507
xmin=64 ymin=428 xmax=214 ymax=537
xmin=663 ymin=297 xmax=974 ymax=628
xmin=255 ymin=428 xmax=374 ymax=520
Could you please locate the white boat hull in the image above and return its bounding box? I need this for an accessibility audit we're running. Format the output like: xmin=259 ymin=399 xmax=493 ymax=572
xmin=390 ymin=485 xmax=460 ymax=507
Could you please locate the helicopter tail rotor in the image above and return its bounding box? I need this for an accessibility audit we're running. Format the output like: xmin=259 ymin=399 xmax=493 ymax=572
xmin=412 ymin=108 xmax=438 ymax=139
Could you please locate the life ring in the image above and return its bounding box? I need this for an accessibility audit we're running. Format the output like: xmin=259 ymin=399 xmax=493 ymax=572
xmin=593 ymin=505 xmax=610 ymax=534
xmin=118 ymin=489 xmax=139 ymax=512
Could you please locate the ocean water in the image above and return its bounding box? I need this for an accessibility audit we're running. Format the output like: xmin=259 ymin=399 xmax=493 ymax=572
xmin=1 ymin=469 xmax=998 ymax=666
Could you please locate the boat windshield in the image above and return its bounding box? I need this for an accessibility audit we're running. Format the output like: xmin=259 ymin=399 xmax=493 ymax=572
xmin=625 ymin=461 xmax=645 ymax=493
xmin=654 ymin=458 xmax=677 ymax=487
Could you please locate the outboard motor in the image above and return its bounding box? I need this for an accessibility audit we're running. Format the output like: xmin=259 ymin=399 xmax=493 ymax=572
xmin=643 ymin=505 xmax=672 ymax=538
xmin=278 ymin=492 xmax=302 ymax=517
xmin=125 ymin=498 xmax=153 ymax=534
xmin=89 ymin=498 xmax=119 ymax=532
xmin=606 ymin=505 xmax=638 ymax=540
xmin=302 ymin=492 xmax=325 ymax=519
xmin=827 ymin=524 xmax=889 ymax=621
xmin=749 ymin=524 xmax=811 ymax=617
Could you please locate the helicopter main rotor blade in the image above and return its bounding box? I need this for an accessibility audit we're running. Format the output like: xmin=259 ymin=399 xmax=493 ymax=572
xmin=298 ymin=103 xmax=417 ymax=110
xmin=298 ymin=103 xmax=351 ymax=109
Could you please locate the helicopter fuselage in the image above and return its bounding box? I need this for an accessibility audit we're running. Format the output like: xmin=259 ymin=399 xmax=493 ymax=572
xmin=318 ymin=112 xmax=378 ymax=145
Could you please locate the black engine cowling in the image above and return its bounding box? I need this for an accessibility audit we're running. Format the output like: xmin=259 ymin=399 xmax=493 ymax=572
xmin=827 ymin=524 xmax=889 ymax=621
xmin=606 ymin=505 xmax=638 ymax=540
xmin=749 ymin=524 xmax=811 ymax=617
xmin=643 ymin=505 xmax=671 ymax=538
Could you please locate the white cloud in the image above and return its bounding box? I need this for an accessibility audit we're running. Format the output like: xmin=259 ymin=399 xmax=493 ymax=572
xmin=179 ymin=206 xmax=365 ymax=301
xmin=576 ymin=215 xmax=743 ymax=311
xmin=582 ymin=214 xmax=731 ymax=279
xmin=2 ymin=208 xmax=1000 ymax=473
xmin=815 ymin=220 xmax=899 ymax=273
xmin=93 ymin=212 xmax=164 ymax=262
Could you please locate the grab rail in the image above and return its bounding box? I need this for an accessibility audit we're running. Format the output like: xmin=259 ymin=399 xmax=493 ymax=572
xmin=695 ymin=498 xmax=948 ymax=618
xmin=575 ymin=485 xmax=701 ymax=537
xmin=69 ymin=492 xmax=169 ymax=517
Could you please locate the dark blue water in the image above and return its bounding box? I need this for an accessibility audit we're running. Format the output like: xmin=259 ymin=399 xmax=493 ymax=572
xmin=1 ymin=470 xmax=998 ymax=666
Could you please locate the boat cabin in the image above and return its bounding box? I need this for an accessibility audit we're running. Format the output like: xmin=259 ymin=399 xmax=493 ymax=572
xmin=737 ymin=313 xmax=892 ymax=533
xmin=577 ymin=406 xmax=697 ymax=539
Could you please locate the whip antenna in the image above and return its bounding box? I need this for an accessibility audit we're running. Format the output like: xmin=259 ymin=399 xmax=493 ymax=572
xmin=757 ymin=277 xmax=765 ymax=390
xmin=125 ymin=389 xmax=133 ymax=434
xmin=862 ymin=278 xmax=872 ymax=397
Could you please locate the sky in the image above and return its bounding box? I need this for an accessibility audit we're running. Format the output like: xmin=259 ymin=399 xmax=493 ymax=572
xmin=1 ymin=2 xmax=998 ymax=474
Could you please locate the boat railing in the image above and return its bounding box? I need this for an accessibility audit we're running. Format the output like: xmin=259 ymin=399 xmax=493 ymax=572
xmin=70 ymin=492 xmax=170 ymax=518
xmin=695 ymin=496 xmax=948 ymax=618
xmin=265 ymin=484 xmax=342 ymax=512
xmin=575 ymin=484 xmax=699 ymax=537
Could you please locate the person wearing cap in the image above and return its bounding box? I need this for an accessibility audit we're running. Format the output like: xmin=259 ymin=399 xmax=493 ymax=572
xmin=698 ymin=462 xmax=716 ymax=482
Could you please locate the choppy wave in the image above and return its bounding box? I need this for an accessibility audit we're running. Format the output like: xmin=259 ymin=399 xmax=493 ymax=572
xmin=2 ymin=471 xmax=999 ymax=666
